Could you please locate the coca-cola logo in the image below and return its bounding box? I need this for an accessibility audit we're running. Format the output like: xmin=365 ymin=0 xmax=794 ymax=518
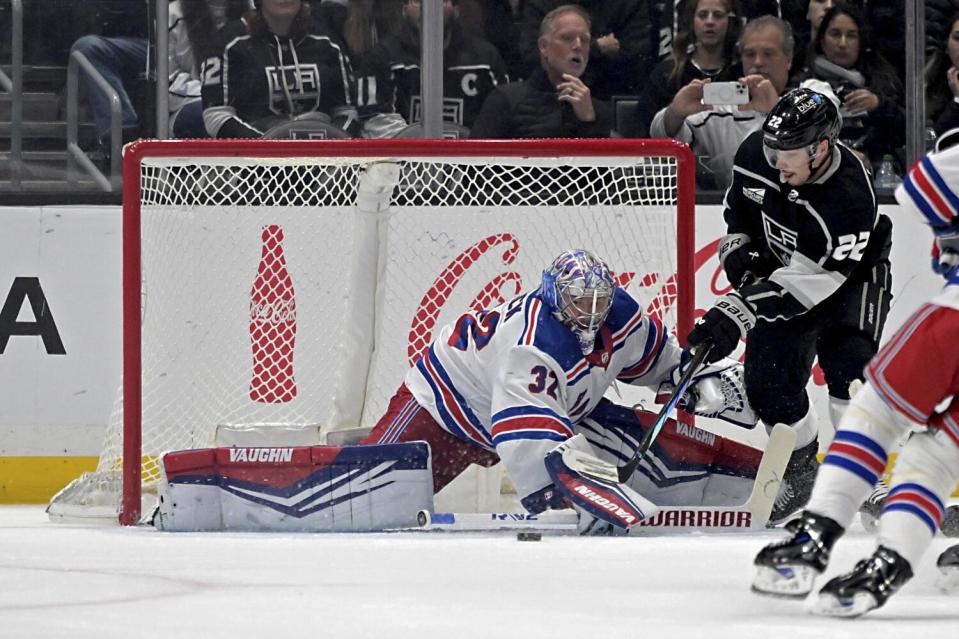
xmin=250 ymin=299 xmax=297 ymax=324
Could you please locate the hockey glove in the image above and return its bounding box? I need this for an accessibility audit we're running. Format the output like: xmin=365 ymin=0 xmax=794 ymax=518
xmin=657 ymin=356 xmax=758 ymax=429
xmin=687 ymin=292 xmax=756 ymax=363
xmin=932 ymin=227 xmax=959 ymax=279
xmin=719 ymin=234 xmax=771 ymax=289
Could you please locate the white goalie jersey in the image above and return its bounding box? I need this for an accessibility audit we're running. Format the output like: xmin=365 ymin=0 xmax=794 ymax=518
xmin=405 ymin=287 xmax=684 ymax=500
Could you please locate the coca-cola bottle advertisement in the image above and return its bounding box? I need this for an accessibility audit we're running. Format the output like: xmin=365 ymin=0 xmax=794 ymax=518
xmin=249 ymin=224 xmax=297 ymax=403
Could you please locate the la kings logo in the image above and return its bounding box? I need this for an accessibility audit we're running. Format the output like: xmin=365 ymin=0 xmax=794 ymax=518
xmin=267 ymin=63 xmax=320 ymax=115
xmin=761 ymin=213 xmax=798 ymax=265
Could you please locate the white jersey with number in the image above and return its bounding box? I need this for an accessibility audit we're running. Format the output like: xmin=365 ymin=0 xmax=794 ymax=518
xmin=405 ymin=287 xmax=683 ymax=499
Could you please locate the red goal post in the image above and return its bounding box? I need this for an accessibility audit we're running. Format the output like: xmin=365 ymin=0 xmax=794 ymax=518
xmin=63 ymin=138 xmax=696 ymax=525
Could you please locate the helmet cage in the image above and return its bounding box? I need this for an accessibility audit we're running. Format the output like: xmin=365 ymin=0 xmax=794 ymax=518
xmin=541 ymin=250 xmax=615 ymax=352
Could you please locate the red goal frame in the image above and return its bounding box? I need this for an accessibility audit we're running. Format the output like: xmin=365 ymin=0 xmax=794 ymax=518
xmin=120 ymin=138 xmax=696 ymax=525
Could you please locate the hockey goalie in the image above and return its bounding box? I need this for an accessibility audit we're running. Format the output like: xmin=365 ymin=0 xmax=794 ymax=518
xmin=157 ymin=249 xmax=791 ymax=534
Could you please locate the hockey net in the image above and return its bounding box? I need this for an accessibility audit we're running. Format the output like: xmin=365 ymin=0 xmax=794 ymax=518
xmin=47 ymin=138 xmax=695 ymax=524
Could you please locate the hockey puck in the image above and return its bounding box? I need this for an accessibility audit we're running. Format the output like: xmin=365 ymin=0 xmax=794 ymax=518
xmin=517 ymin=532 xmax=542 ymax=541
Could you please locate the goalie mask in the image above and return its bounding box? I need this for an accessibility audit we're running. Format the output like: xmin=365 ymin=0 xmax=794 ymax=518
xmin=541 ymin=250 xmax=616 ymax=354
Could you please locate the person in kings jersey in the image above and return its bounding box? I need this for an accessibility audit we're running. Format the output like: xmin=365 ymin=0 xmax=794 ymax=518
xmin=686 ymin=88 xmax=894 ymax=525
xmin=361 ymin=249 xmax=763 ymax=534
xmin=748 ymin=143 xmax=959 ymax=616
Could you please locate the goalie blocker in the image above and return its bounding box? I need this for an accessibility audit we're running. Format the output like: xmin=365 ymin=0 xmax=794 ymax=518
xmin=155 ymin=442 xmax=433 ymax=532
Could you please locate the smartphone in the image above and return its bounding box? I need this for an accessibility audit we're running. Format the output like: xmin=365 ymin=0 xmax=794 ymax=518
xmin=701 ymin=81 xmax=749 ymax=106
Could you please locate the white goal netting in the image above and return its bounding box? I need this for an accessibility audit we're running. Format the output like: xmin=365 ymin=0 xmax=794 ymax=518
xmin=47 ymin=139 xmax=694 ymax=523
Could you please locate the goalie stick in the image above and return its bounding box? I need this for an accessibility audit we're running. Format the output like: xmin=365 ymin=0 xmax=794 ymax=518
xmin=414 ymin=423 xmax=797 ymax=534
xmin=616 ymin=343 xmax=712 ymax=483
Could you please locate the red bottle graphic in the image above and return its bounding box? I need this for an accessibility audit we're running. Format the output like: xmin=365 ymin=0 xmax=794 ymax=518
xmin=249 ymin=224 xmax=297 ymax=403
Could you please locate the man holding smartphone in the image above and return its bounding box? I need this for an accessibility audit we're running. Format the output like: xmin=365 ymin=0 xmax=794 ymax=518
xmin=650 ymin=16 xmax=796 ymax=189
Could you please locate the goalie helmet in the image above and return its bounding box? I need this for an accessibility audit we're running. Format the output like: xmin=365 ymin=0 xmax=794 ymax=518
xmin=761 ymin=88 xmax=841 ymax=166
xmin=541 ymin=249 xmax=616 ymax=353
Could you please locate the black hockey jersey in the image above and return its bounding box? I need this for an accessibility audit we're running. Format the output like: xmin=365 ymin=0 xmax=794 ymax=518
xmin=723 ymin=130 xmax=892 ymax=322
xmin=379 ymin=22 xmax=508 ymax=129
xmin=202 ymin=20 xmax=356 ymax=138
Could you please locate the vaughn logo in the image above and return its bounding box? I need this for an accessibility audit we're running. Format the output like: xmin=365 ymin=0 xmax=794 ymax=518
xmin=228 ymin=448 xmax=295 ymax=463
xmin=675 ymin=422 xmax=716 ymax=446
xmin=573 ymin=484 xmax=639 ymax=524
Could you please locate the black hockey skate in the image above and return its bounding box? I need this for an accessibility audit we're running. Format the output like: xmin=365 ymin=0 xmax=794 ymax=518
xmin=812 ymin=545 xmax=913 ymax=617
xmin=769 ymin=439 xmax=820 ymax=526
xmin=752 ymin=511 xmax=844 ymax=599
xmin=935 ymin=543 xmax=959 ymax=592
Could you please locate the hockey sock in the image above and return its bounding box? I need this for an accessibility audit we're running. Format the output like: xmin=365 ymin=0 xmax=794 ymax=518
xmin=805 ymin=384 xmax=902 ymax=529
xmin=877 ymin=427 xmax=959 ymax=569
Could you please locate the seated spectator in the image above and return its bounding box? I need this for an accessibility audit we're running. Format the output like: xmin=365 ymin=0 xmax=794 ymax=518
xmin=469 ymin=4 xmax=612 ymax=138
xmin=312 ymin=0 xmax=407 ymax=138
xmin=793 ymin=4 xmax=904 ymax=165
xmin=69 ymin=0 xmax=149 ymax=159
xmin=650 ymin=15 xmax=798 ymax=189
xmin=791 ymin=0 xmax=835 ymax=71
xmin=378 ymin=0 xmax=508 ymax=131
xmin=519 ymin=1 xmax=655 ymax=99
xmin=201 ymin=0 xmax=358 ymax=139
xmin=637 ymin=0 xmax=744 ymax=136
xmin=174 ymin=0 xmax=252 ymax=138
xmin=926 ymin=12 xmax=959 ymax=137
xmin=653 ymin=1 xmax=782 ymax=65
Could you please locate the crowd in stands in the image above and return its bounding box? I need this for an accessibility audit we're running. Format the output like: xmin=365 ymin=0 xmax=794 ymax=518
xmin=1 ymin=0 xmax=939 ymax=191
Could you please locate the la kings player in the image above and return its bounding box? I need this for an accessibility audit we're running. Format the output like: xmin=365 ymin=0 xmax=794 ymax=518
xmin=687 ymin=88 xmax=894 ymax=523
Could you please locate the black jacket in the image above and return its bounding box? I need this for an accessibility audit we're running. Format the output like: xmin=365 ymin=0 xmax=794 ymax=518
xmin=201 ymin=19 xmax=357 ymax=138
xmin=469 ymin=67 xmax=612 ymax=139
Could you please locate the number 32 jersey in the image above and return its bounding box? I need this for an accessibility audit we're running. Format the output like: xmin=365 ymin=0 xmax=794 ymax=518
xmin=405 ymin=287 xmax=682 ymax=498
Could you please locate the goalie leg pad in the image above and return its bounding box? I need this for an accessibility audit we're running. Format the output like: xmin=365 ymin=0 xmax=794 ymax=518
xmin=156 ymin=442 xmax=433 ymax=532
xmin=544 ymin=435 xmax=658 ymax=530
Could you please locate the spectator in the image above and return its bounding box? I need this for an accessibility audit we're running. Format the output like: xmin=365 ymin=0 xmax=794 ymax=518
xmin=470 ymin=4 xmax=612 ymax=138
xmin=789 ymin=0 xmax=835 ymax=71
xmin=926 ymin=12 xmax=959 ymax=137
xmin=637 ymin=0 xmax=744 ymax=136
xmin=928 ymin=0 xmax=959 ymax=55
xmin=201 ymin=0 xmax=358 ymax=139
xmin=481 ymin=0 xmax=529 ymax=82
xmin=794 ymin=4 xmax=904 ymax=166
xmin=519 ymin=1 xmax=655 ymax=99
xmin=69 ymin=0 xmax=149 ymax=160
xmin=649 ymin=15 xmax=801 ymax=189
xmin=652 ymin=1 xmax=782 ymax=64
xmin=379 ymin=0 xmax=508 ymax=130
xmin=312 ymin=0 xmax=407 ymax=137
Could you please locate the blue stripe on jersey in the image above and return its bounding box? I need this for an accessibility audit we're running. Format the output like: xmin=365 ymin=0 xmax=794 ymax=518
xmin=902 ymin=173 xmax=947 ymax=229
xmin=492 ymin=430 xmax=571 ymax=445
xmin=618 ymin=320 xmax=666 ymax=382
xmin=415 ymin=346 xmax=491 ymax=447
xmin=921 ymin=155 xmax=959 ymax=225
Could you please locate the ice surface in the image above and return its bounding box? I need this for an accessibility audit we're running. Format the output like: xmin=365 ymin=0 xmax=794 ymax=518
xmin=1 ymin=505 xmax=956 ymax=638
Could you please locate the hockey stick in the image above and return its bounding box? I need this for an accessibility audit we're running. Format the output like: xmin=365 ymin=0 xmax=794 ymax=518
xmin=616 ymin=343 xmax=712 ymax=483
xmin=415 ymin=423 xmax=796 ymax=534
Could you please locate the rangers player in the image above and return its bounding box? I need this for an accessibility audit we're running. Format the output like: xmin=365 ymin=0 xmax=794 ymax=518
xmin=361 ymin=249 xmax=761 ymax=534
xmin=750 ymin=143 xmax=959 ymax=616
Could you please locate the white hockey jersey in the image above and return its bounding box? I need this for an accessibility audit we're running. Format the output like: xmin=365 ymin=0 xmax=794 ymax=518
xmin=406 ymin=287 xmax=684 ymax=502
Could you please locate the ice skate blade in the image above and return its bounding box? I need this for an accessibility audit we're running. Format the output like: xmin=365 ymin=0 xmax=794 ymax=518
xmin=936 ymin=565 xmax=959 ymax=593
xmin=751 ymin=565 xmax=817 ymax=599
xmin=811 ymin=591 xmax=878 ymax=618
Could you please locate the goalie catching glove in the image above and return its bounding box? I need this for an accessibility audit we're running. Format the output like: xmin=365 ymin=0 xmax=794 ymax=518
xmin=687 ymin=292 xmax=756 ymax=363
xmin=543 ymin=434 xmax=658 ymax=535
xmin=656 ymin=354 xmax=758 ymax=429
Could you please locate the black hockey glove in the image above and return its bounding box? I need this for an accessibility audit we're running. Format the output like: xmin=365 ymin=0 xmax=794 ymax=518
xmin=687 ymin=292 xmax=756 ymax=363
xmin=719 ymin=234 xmax=770 ymax=289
